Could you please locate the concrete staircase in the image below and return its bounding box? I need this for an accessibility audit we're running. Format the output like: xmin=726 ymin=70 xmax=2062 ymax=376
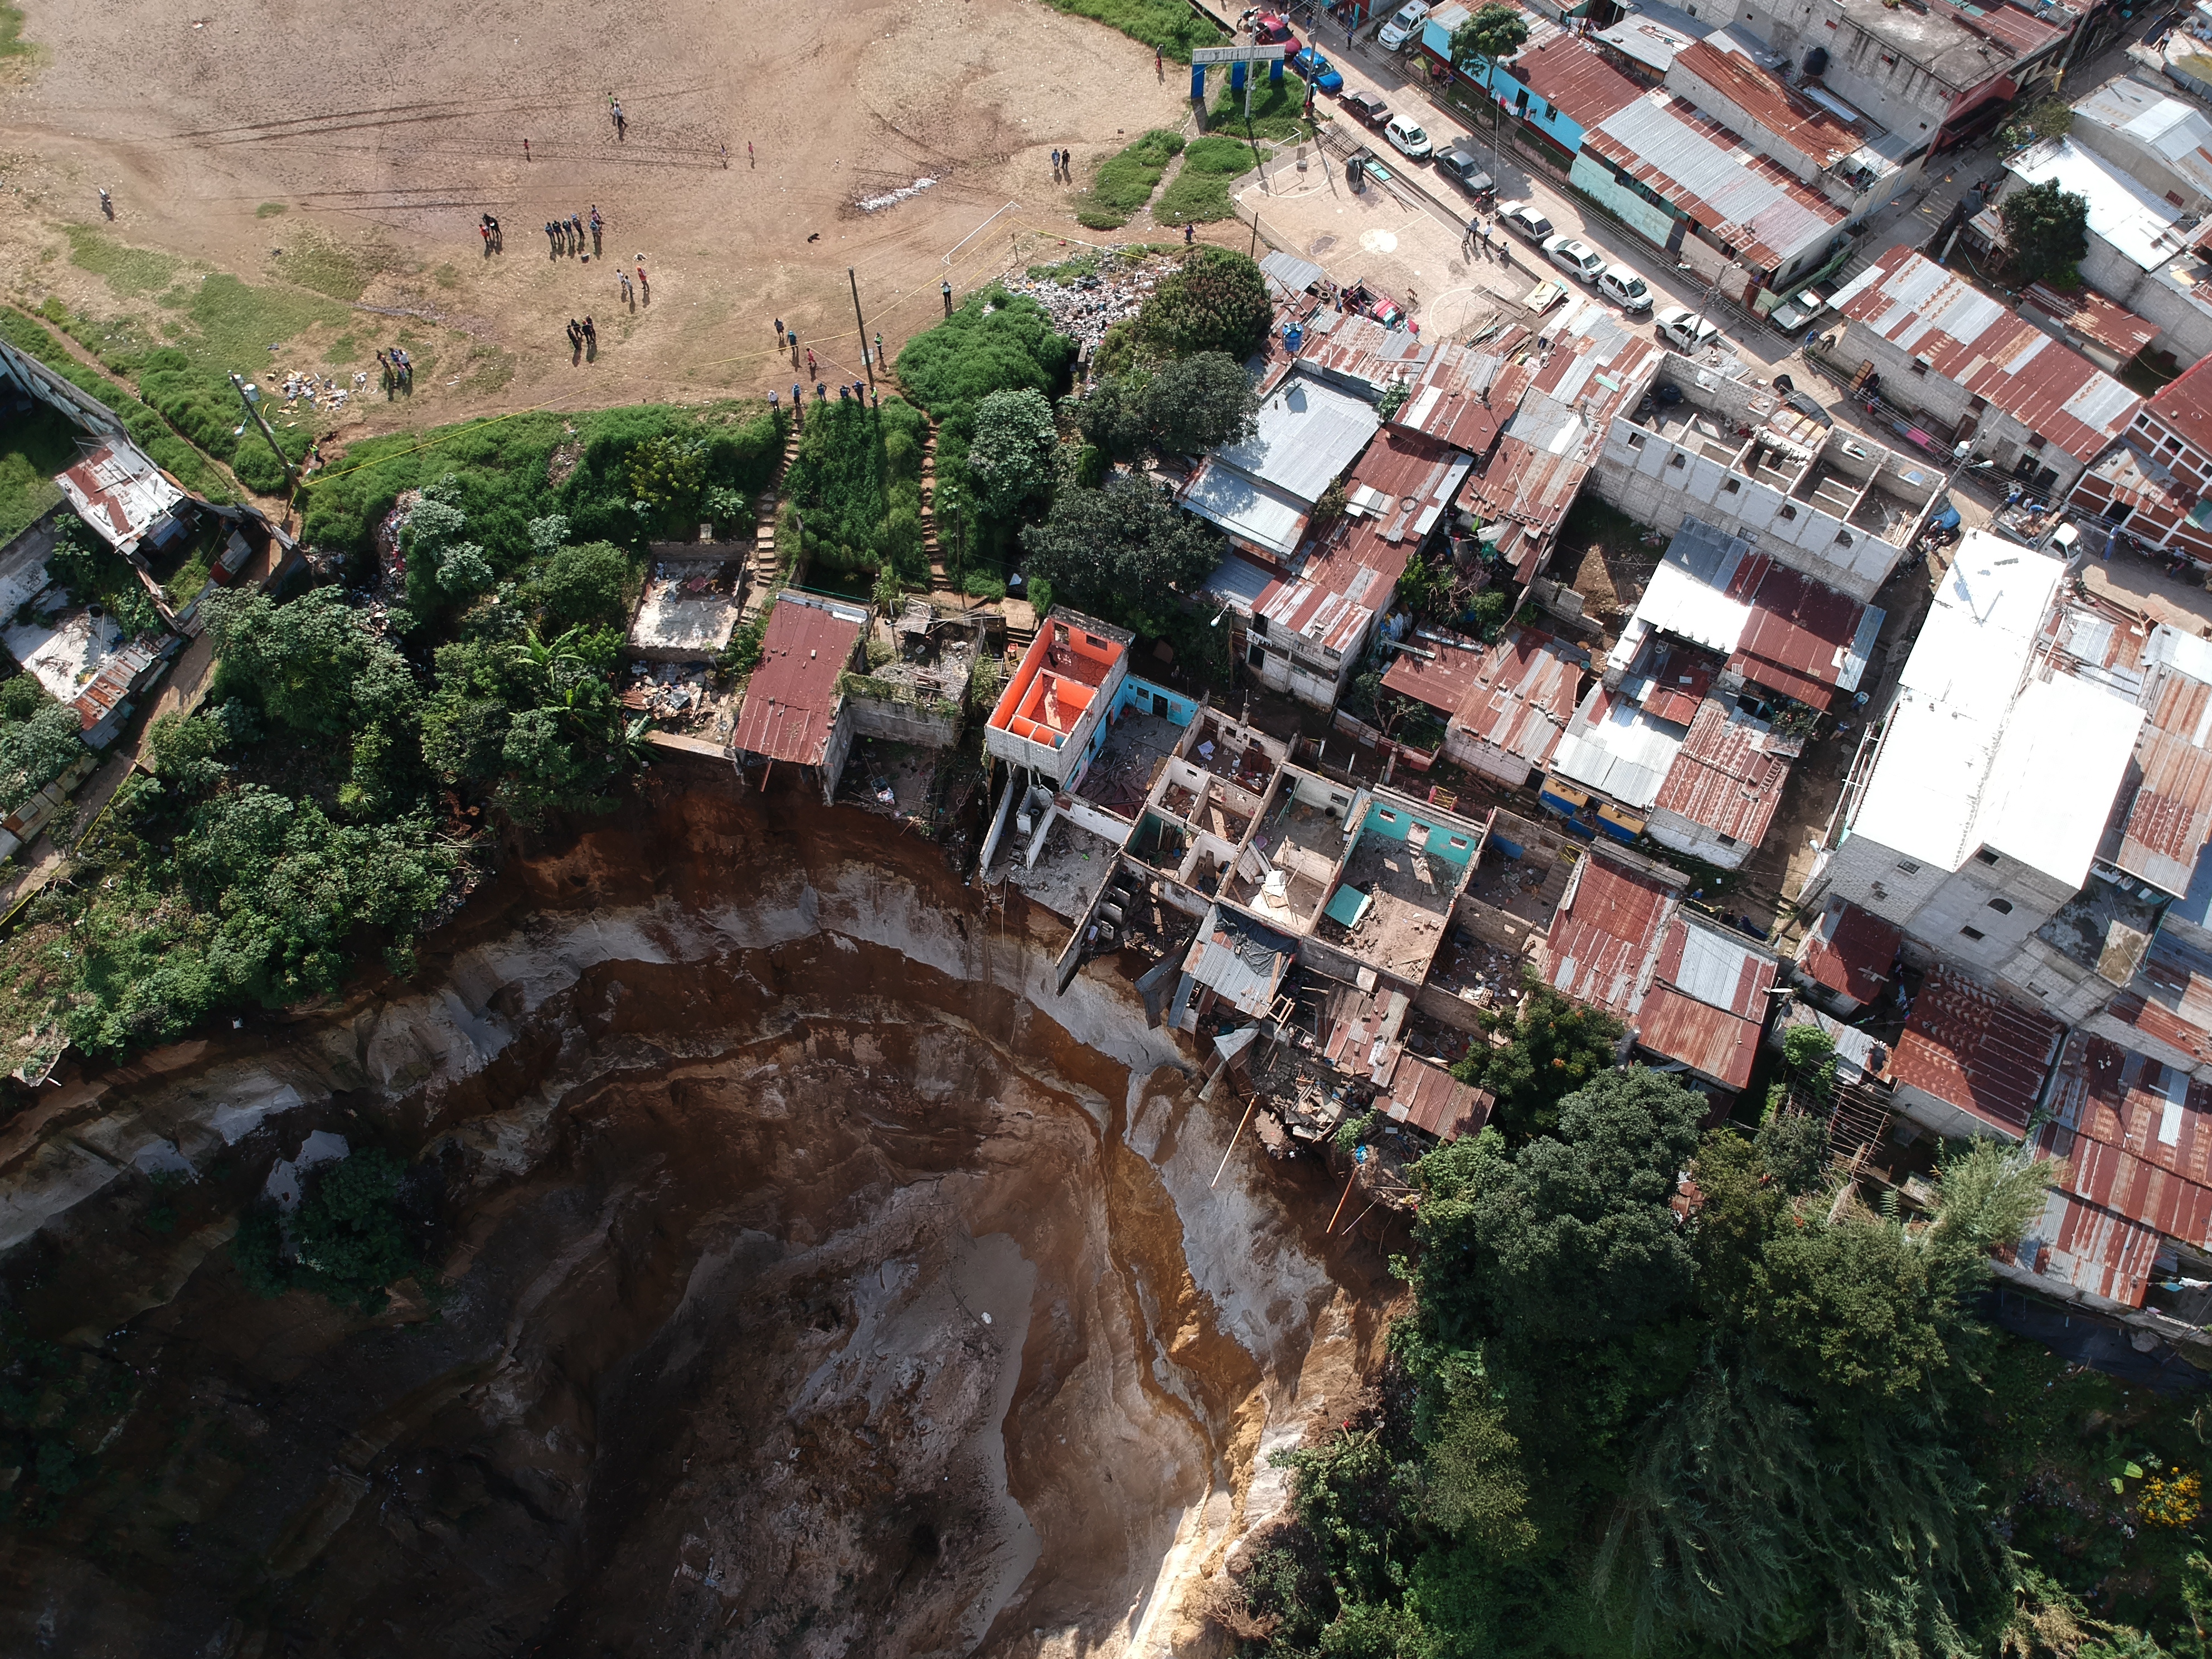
xmin=920 ymin=423 xmax=955 ymax=603
xmin=741 ymin=420 xmax=803 ymax=622
xmin=1002 ymin=598 xmax=1039 ymax=657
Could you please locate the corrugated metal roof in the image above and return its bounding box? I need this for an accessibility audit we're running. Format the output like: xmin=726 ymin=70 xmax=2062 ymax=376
xmin=1382 ymin=1055 xmax=1495 ymax=1141
xmin=2104 ymin=934 xmax=2212 ymax=1070
xmin=1655 ymin=915 xmax=1778 ymax=1015
xmin=1260 ymin=249 xmax=1329 ymax=300
xmin=1519 ymin=35 xmax=1647 ymax=120
xmin=2022 ymin=283 xmax=2162 ymax=361
xmin=1584 ymin=91 xmax=1845 ymax=275
xmin=1381 ymin=630 xmax=1487 ymax=715
xmin=1636 ymin=982 xmax=1762 ymax=1088
xmin=1211 ymin=371 xmax=1382 ymax=505
xmin=1891 ymin=966 xmax=2064 ymax=1137
xmin=1837 ymin=249 xmax=2143 ymax=465
xmin=1545 ymin=847 xmax=1677 ymax=1016
xmin=1651 ymin=696 xmax=1798 ymax=845
xmin=730 ymin=599 xmax=865 ymax=767
xmin=2005 ymin=137 xmax=2191 ymax=273
xmin=2148 ymin=355 xmax=2212 ymax=470
xmin=2019 ymin=1186 xmax=2165 ymax=1306
xmin=2038 ymin=1034 xmax=2212 ymax=1273
xmin=1795 ymin=896 xmax=1902 ymax=1006
xmin=1182 ymin=459 xmax=1313 ymax=559
xmin=1295 ymin=313 xmax=1433 ymax=402
xmin=1553 ymin=682 xmax=1687 ymax=809
xmin=1730 ymin=560 xmax=1883 ymax=710
xmin=1672 ymin=40 xmax=1866 ymax=171
xmin=1454 ymin=628 xmax=1584 ymax=766
xmin=55 ymin=438 xmax=186 ymax=554
xmin=1393 ymin=334 xmax=1524 ymax=453
xmin=1183 ymin=908 xmax=1296 ymax=1015
xmin=2073 ymin=78 xmax=2212 ymax=203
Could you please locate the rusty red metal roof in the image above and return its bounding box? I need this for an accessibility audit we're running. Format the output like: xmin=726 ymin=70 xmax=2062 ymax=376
xmin=2149 ymin=353 xmax=2212 ymax=459
xmin=1391 ymin=333 xmax=1530 ymax=454
xmin=1381 ymin=630 xmax=1486 ymax=715
xmin=1650 ymin=697 xmax=1798 ymax=847
xmin=1672 ymin=40 xmax=1866 ymax=172
xmin=1891 ymin=966 xmax=2064 ymax=1137
xmin=2022 ymin=283 xmax=2161 ymax=362
xmin=1729 ymin=560 xmax=1874 ymax=711
xmin=1454 ymin=628 xmax=1583 ymax=768
xmin=1545 ymin=848 xmax=1677 ymax=1016
xmin=1467 ymin=439 xmax=1588 ymax=582
xmin=2104 ymin=934 xmax=2212 ymax=1070
xmin=1653 ymin=915 xmax=1778 ymax=1016
xmin=2039 ymin=1034 xmax=2212 ymax=1257
xmin=1639 ymin=648 xmax=1716 ymax=727
xmin=730 ymin=600 xmax=864 ymax=767
xmin=1383 ymin=1054 xmax=1495 ymax=1141
xmin=1837 ymin=249 xmax=2142 ymax=466
xmin=1636 ymin=982 xmax=1762 ymax=1089
xmin=1795 ymin=897 xmax=1901 ymax=1006
xmin=2017 ymin=1189 xmax=2166 ymax=1306
xmin=1515 ymin=36 xmax=1644 ymax=125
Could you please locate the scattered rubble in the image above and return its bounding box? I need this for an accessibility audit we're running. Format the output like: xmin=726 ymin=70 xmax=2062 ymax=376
xmin=1004 ymin=247 xmax=1171 ymax=353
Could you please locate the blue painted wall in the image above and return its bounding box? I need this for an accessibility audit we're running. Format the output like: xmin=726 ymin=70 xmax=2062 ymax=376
xmin=1413 ymin=30 xmax=1592 ymax=157
xmin=1356 ymin=799 xmax=1481 ymax=867
xmin=1114 ymin=676 xmax=1201 ymax=728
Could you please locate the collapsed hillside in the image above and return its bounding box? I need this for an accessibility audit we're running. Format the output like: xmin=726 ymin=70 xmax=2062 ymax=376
xmin=0 ymin=762 xmax=1397 ymax=1658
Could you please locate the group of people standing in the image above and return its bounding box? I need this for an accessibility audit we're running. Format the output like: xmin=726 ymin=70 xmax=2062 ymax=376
xmin=1048 ymin=147 xmax=1078 ymax=181
xmin=566 ymin=317 xmax=598 ymax=359
xmin=376 ymin=347 xmax=414 ymax=398
xmin=544 ymin=207 xmax=604 ymax=259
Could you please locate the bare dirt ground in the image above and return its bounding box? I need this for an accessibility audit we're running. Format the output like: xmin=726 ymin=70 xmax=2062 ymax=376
xmin=0 ymin=0 xmax=1209 ymax=435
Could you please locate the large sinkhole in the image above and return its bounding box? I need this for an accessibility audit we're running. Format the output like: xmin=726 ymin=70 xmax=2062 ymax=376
xmin=0 ymin=780 xmax=1395 ymax=1658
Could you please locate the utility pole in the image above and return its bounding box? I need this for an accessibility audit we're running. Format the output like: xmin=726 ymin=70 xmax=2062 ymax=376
xmin=848 ymin=268 xmax=875 ymax=395
xmin=228 ymin=373 xmax=295 ymax=494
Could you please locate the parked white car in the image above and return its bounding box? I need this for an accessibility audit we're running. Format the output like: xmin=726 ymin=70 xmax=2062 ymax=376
xmin=1543 ymin=234 xmax=1605 ymax=283
xmin=1598 ymin=263 xmax=1653 ymax=312
xmin=1655 ymin=304 xmax=1724 ymax=353
xmin=1384 ymin=114 xmax=1433 ymax=159
xmin=1497 ymin=200 xmax=1552 ymax=243
xmin=1378 ymin=0 xmax=1431 ymax=50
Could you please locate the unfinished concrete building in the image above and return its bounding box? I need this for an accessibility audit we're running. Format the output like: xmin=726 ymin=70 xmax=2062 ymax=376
xmin=1590 ymin=360 xmax=1936 ymax=604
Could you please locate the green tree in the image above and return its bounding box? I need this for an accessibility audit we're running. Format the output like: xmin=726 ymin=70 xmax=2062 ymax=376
xmin=1448 ymin=974 xmax=1623 ymax=1141
xmin=531 ymin=541 xmax=634 ymax=633
xmin=199 ymin=586 xmax=402 ymax=738
xmin=966 ymin=387 xmax=1059 ymax=517
xmin=1018 ymin=474 xmax=1223 ymax=619
xmin=2000 ymin=178 xmax=2090 ymax=285
xmin=1410 ymin=1068 xmax=1705 ymax=1353
xmin=1420 ymin=1391 xmax=1537 ymax=1560
xmin=1138 ymin=351 xmax=1259 ymax=455
xmin=0 ymin=702 xmax=84 ymax=814
xmin=1450 ymin=4 xmax=1531 ymax=157
xmin=1137 ymin=246 xmax=1274 ymax=361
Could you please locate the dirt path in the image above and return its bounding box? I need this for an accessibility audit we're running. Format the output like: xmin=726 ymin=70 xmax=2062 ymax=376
xmin=0 ymin=0 xmax=1237 ymax=452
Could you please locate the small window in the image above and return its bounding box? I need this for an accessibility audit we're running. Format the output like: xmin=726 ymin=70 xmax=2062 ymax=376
xmin=1379 ymin=808 xmax=1398 ymax=822
xmin=2166 ymin=435 xmax=2184 ymax=454
xmin=1248 ymin=644 xmax=1267 ymax=668
xmin=1871 ymin=880 xmax=1889 ymax=899
xmin=2026 ymin=435 xmax=2046 ymax=453
xmin=1988 ymin=898 xmax=2013 ymax=914
xmin=1912 ymin=358 xmax=1930 ymax=377
xmin=1896 ymin=859 xmax=1920 ymax=875
xmin=1723 ymin=477 xmax=1742 ymax=493
xmin=1779 ymin=505 xmax=1798 ymax=520
xmin=1961 ymin=925 xmax=1986 ymax=942
xmin=1627 ymin=430 xmax=1647 ymax=449
xmin=1718 ymin=832 xmax=1738 ymax=846
xmin=1836 ymin=531 xmax=1854 ymax=546
xmin=1085 ymin=634 xmax=1105 ymax=648
xmin=1977 ymin=848 xmax=2001 ymax=866
xmin=1669 ymin=452 xmax=1687 ymax=468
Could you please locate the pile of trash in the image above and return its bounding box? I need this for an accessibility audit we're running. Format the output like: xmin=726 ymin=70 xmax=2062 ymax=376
xmin=270 ymin=367 xmax=352 ymax=415
xmin=1003 ymin=249 xmax=1171 ymax=353
xmin=623 ymin=661 xmax=714 ymax=724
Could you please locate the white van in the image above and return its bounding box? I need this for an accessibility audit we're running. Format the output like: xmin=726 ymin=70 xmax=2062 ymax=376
xmin=1378 ymin=1 xmax=1431 ymax=50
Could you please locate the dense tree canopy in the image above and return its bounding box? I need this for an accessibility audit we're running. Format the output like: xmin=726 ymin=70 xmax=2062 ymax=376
xmin=1018 ymin=473 xmax=1224 ymax=615
xmin=967 ymin=387 xmax=1060 ymax=516
xmin=1136 ymin=246 xmax=1274 ymax=361
xmin=2000 ymin=178 xmax=2090 ymax=286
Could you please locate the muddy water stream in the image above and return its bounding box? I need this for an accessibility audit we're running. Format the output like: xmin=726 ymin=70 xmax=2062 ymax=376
xmin=0 ymin=772 xmax=1398 ymax=1657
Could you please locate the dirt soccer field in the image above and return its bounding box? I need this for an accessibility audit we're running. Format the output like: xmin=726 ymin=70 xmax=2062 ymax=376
xmin=0 ymin=0 xmax=1205 ymax=436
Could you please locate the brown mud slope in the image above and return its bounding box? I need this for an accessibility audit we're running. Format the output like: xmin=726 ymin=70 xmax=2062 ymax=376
xmin=0 ymin=765 xmax=1398 ymax=1658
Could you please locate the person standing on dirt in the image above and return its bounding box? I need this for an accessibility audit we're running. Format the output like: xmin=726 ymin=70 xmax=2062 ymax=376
xmin=874 ymin=331 xmax=884 ymax=368
xmin=789 ymin=333 xmax=800 ymax=370
xmin=567 ymin=319 xmax=583 ymax=358
xmin=1184 ymin=221 xmax=1195 ymax=245
xmin=637 ymin=264 xmax=649 ymax=303
xmin=775 ymin=318 xmax=786 ymax=347
xmin=612 ymin=101 xmax=627 ymax=141
xmin=98 ymin=187 xmax=112 ymax=220
xmin=590 ymin=205 xmax=603 ymax=255
xmin=618 ymin=267 xmax=632 ymax=305
xmin=583 ymin=316 xmax=597 ymax=351
xmin=805 ymin=347 xmax=816 ymax=377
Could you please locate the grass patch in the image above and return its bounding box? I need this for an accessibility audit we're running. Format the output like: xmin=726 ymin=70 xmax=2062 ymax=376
xmin=1182 ymin=134 xmax=1264 ymax=175
xmin=1154 ymin=169 xmax=1236 ymax=225
xmin=0 ymin=308 xmax=231 ymax=502
xmin=1034 ymin=0 xmax=1223 ymax=62
xmin=1077 ymin=128 xmax=1185 ymax=229
xmin=457 ymin=342 xmax=516 ymax=396
xmin=1209 ymin=71 xmax=1312 ymax=141
xmin=0 ymin=3 xmax=31 ymax=59
xmin=323 ymin=333 xmax=360 ymax=365
xmin=183 ymin=273 xmax=346 ymax=373
xmin=64 ymin=227 xmax=184 ymax=298
xmin=255 ymin=201 xmax=287 ymax=219
xmin=0 ymin=405 xmax=78 ymax=542
xmin=271 ymin=231 xmax=394 ymax=303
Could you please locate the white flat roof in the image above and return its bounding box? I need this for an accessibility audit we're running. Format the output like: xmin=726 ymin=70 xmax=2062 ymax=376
xmin=1975 ymin=672 xmax=2143 ymax=888
xmin=1850 ymin=531 xmax=2067 ymax=872
xmin=2007 ymin=137 xmax=2190 ymax=273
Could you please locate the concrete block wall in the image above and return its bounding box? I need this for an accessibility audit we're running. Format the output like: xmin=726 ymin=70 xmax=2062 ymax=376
xmin=845 ymin=695 xmax=962 ymax=750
